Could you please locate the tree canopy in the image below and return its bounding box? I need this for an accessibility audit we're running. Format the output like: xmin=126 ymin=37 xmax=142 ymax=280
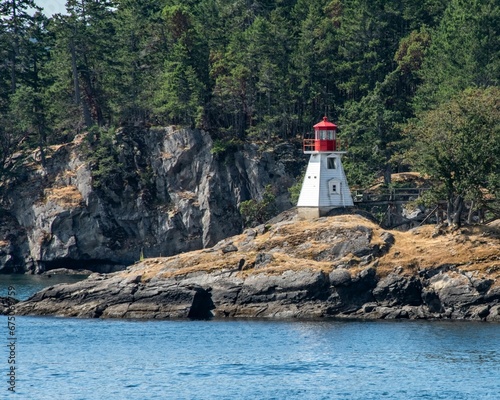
xmin=406 ymin=87 xmax=500 ymax=225
xmin=0 ymin=0 xmax=498 ymax=222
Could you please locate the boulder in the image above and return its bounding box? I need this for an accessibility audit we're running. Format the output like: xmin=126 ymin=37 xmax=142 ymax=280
xmin=372 ymin=273 xmax=423 ymax=306
xmin=329 ymin=269 xmax=352 ymax=287
xmin=429 ymin=273 xmax=483 ymax=308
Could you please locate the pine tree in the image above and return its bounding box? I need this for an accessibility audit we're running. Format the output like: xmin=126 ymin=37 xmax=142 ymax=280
xmin=415 ymin=0 xmax=500 ymax=111
xmin=0 ymin=0 xmax=42 ymax=92
xmin=44 ymin=0 xmax=117 ymax=132
xmin=154 ymin=4 xmax=208 ymax=127
xmin=112 ymin=0 xmax=166 ymax=123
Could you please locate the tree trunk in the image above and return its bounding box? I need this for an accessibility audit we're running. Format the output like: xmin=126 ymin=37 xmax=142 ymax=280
xmin=467 ymin=200 xmax=475 ymax=225
xmin=69 ymin=37 xmax=92 ymax=128
xmin=446 ymin=199 xmax=453 ymax=226
xmin=384 ymin=162 xmax=392 ymax=186
xmin=10 ymin=0 xmax=19 ymax=92
xmin=32 ymin=55 xmax=46 ymax=168
xmin=452 ymin=195 xmax=464 ymax=227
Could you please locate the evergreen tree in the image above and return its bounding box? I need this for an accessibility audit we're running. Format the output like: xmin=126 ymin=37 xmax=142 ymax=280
xmin=0 ymin=0 xmax=42 ymax=92
xmin=44 ymin=0 xmax=117 ymax=133
xmin=0 ymin=1 xmax=48 ymax=167
xmin=14 ymin=12 xmax=51 ymax=165
xmin=415 ymin=0 xmax=500 ymax=111
xmin=154 ymin=4 xmax=208 ymax=127
xmin=290 ymin=0 xmax=342 ymax=133
xmin=112 ymin=0 xmax=166 ymax=123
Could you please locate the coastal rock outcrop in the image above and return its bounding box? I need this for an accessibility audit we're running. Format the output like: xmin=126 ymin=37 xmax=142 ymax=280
xmin=0 ymin=126 xmax=302 ymax=273
xmin=12 ymin=213 xmax=500 ymax=322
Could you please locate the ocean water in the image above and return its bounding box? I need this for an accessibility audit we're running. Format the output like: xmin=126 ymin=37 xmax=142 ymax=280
xmin=1 ymin=277 xmax=499 ymax=399
xmin=0 ymin=274 xmax=88 ymax=301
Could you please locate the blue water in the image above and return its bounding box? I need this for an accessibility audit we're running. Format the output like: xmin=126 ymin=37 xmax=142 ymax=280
xmin=1 ymin=278 xmax=499 ymax=399
xmin=0 ymin=274 xmax=87 ymax=301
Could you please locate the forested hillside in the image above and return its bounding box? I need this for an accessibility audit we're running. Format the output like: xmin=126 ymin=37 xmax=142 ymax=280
xmin=1 ymin=0 xmax=499 ymax=223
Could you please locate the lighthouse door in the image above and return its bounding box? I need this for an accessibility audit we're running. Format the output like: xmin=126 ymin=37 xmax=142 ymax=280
xmin=328 ymin=179 xmax=340 ymax=195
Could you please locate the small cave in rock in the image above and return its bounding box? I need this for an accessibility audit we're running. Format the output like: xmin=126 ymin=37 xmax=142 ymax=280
xmin=40 ymin=258 xmax=126 ymax=274
xmin=187 ymin=289 xmax=215 ymax=320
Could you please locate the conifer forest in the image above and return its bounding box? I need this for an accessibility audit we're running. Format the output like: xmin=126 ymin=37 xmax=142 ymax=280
xmin=1 ymin=0 xmax=499 ymax=220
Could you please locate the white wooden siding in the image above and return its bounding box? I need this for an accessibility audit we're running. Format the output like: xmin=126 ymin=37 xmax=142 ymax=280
xmin=297 ymin=153 xmax=354 ymax=208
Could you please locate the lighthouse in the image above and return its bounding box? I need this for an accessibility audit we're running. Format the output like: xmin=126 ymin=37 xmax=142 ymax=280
xmin=297 ymin=116 xmax=354 ymax=219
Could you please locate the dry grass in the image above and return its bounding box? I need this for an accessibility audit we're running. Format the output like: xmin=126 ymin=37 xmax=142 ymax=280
xmin=176 ymin=191 xmax=197 ymax=201
xmin=119 ymin=214 xmax=500 ymax=286
xmin=362 ymin=172 xmax=428 ymax=192
xmin=125 ymin=215 xmax=385 ymax=281
xmin=377 ymin=224 xmax=500 ymax=281
xmin=44 ymin=185 xmax=83 ymax=208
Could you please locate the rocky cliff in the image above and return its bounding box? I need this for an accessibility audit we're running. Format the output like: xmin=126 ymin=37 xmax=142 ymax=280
xmin=12 ymin=212 xmax=500 ymax=322
xmin=0 ymin=126 xmax=303 ymax=273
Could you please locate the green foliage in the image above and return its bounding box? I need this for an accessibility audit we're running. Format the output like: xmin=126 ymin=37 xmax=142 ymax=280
xmin=1 ymin=0 xmax=499 ymax=218
xmin=240 ymin=185 xmax=277 ymax=227
xmin=288 ymin=171 xmax=305 ymax=206
xmin=1 ymin=0 xmax=449 ymax=142
xmin=414 ymin=0 xmax=500 ymax=111
xmin=210 ymin=138 xmax=240 ymax=156
xmin=153 ymin=3 xmax=208 ymax=127
xmin=84 ymin=126 xmax=123 ymax=190
xmin=288 ymin=182 xmax=301 ymax=207
xmin=406 ymin=87 xmax=500 ymax=222
xmin=340 ymin=86 xmax=401 ymax=187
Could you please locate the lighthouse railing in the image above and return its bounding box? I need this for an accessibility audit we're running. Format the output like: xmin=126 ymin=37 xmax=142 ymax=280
xmin=303 ymin=139 xmax=316 ymax=153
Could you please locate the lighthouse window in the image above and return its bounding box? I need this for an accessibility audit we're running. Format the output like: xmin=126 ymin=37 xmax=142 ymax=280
xmin=327 ymin=157 xmax=337 ymax=169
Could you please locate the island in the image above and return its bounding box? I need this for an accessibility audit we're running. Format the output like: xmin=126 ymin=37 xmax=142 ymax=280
xmin=10 ymin=210 xmax=500 ymax=322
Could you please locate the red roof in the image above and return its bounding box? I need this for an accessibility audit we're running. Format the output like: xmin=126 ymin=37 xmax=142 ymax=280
xmin=313 ymin=116 xmax=337 ymax=130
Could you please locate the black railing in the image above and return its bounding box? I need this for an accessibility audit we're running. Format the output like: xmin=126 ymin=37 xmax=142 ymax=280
xmin=352 ymin=187 xmax=429 ymax=203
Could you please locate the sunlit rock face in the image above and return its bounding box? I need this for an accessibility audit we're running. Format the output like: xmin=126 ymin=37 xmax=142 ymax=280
xmin=0 ymin=126 xmax=302 ymax=273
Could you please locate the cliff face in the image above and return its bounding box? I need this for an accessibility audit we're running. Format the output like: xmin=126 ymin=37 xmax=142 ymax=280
xmin=0 ymin=126 xmax=303 ymax=273
xmin=12 ymin=213 xmax=500 ymax=321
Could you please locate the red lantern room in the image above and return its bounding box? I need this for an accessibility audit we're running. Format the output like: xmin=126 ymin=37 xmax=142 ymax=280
xmin=303 ymin=116 xmax=339 ymax=153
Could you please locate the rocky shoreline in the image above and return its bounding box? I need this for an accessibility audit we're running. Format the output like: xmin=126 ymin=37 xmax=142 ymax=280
xmin=7 ymin=212 xmax=500 ymax=322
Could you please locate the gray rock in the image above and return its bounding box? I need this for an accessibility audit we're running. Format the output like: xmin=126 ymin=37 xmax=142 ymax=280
xmin=466 ymin=305 xmax=490 ymax=320
xmin=486 ymin=305 xmax=500 ymax=322
xmin=422 ymin=289 xmax=444 ymax=313
xmin=13 ymin=274 xmax=215 ymax=320
xmin=41 ymin=268 xmax=92 ymax=276
xmin=326 ymin=267 xmax=378 ymax=315
xmin=1 ymin=126 xmax=303 ymax=273
xmin=315 ymin=226 xmax=374 ymax=261
xmin=0 ymin=297 xmax=18 ymax=315
xmin=329 ymin=269 xmax=352 ymax=287
xmin=472 ymin=278 xmax=493 ymax=294
xmin=380 ymin=232 xmax=395 ymax=246
xmin=484 ymin=286 xmax=500 ymax=302
xmin=429 ymin=274 xmax=482 ymax=307
xmin=221 ymin=244 xmax=238 ymax=254
xmin=237 ymin=270 xmax=329 ymax=307
xmin=372 ymin=273 xmax=423 ymax=306
xmin=254 ymin=253 xmax=273 ymax=269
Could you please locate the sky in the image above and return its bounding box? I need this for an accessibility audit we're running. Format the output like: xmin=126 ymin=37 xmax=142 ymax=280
xmin=35 ymin=0 xmax=67 ymax=16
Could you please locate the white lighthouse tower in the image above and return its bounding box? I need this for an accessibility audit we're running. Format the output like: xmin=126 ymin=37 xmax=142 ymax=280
xmin=297 ymin=116 xmax=354 ymax=219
